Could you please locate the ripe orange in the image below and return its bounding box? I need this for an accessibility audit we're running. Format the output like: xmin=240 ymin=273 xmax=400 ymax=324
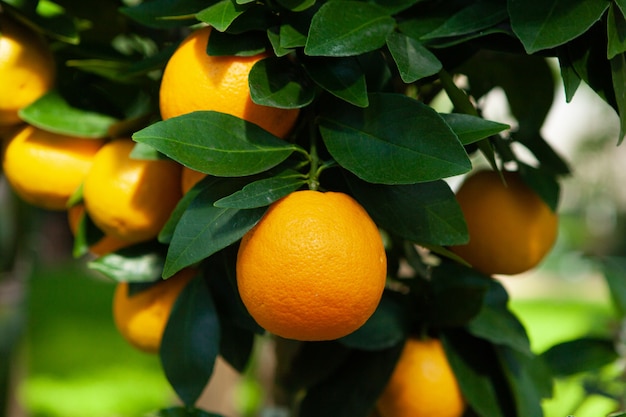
xmin=0 ymin=14 xmax=55 ymax=126
xmin=112 ymin=268 xmax=196 ymax=354
xmin=67 ymin=204 xmax=132 ymax=256
xmin=377 ymin=338 xmax=465 ymax=417
xmin=82 ymin=139 xmax=182 ymax=244
xmin=449 ymin=169 xmax=558 ymax=275
xmin=180 ymin=166 xmax=207 ymax=194
xmin=159 ymin=26 xmax=299 ymax=138
xmin=1 ymin=125 xmax=104 ymax=210
xmin=236 ymin=190 xmax=387 ymax=341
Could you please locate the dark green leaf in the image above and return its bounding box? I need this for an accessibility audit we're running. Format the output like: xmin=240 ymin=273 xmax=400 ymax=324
xmin=508 ymin=0 xmax=609 ymax=54
xmin=298 ymin=343 xmax=404 ymax=417
xmin=608 ymin=3 xmax=626 ymax=59
xmin=339 ymin=292 xmax=410 ymax=351
xmin=557 ymin=48 xmax=582 ymax=102
xmin=88 ymin=245 xmax=166 ymax=283
xmin=611 ymin=52 xmax=626 ymax=144
xmin=617 ymin=0 xmax=626 ymax=16
xmin=422 ymin=0 xmax=508 ymax=39
xmin=600 ymin=256 xmax=626 ymax=317
xmin=517 ymin=163 xmax=561 ymax=212
xmin=302 ymin=56 xmax=369 ymax=107
xmin=267 ymin=27 xmax=292 ymax=57
xmin=19 ymin=91 xmax=118 ymax=138
xmin=249 ymin=57 xmax=315 ymax=109
xmin=275 ymin=0 xmax=316 ymax=12
xmin=442 ymin=330 xmax=515 ymax=417
xmin=159 ymin=179 xmax=207 ymax=244
xmin=21 ymin=10 xmax=79 ymax=44
xmin=163 ymin=178 xmax=267 ymax=278
xmin=214 ymin=170 xmax=306 ymax=208
xmin=161 ymin=274 xmax=220 ymax=406
xmin=279 ymin=9 xmax=315 ymax=48
xmin=206 ymin=30 xmax=267 ymax=56
xmin=541 ymin=337 xmax=618 ymax=377
xmin=440 ymin=113 xmax=510 ymax=145
xmin=196 ymin=0 xmax=247 ymax=32
xmin=132 ymin=111 xmax=302 ymax=177
xmin=370 ymin=0 xmax=420 ymax=14
xmin=320 ymin=93 xmax=471 ymax=184
xmin=386 ymin=32 xmax=442 ymax=83
xmin=427 ymin=260 xmax=491 ymax=327
xmin=497 ymin=347 xmax=551 ymax=417
xmin=346 ymin=176 xmax=468 ymax=246
xmin=120 ymin=0 xmax=208 ymax=29
xmin=145 ymin=406 xmax=223 ymax=417
xmin=304 ymin=1 xmax=395 ymax=57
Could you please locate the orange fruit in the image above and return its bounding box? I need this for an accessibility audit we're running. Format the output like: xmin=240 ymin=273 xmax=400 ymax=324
xmin=377 ymin=338 xmax=465 ymax=417
xmin=181 ymin=166 xmax=207 ymax=194
xmin=1 ymin=125 xmax=104 ymax=210
xmin=67 ymin=204 xmax=132 ymax=256
xmin=0 ymin=14 xmax=55 ymax=126
xmin=82 ymin=139 xmax=182 ymax=244
xmin=112 ymin=268 xmax=196 ymax=354
xmin=449 ymin=169 xmax=558 ymax=275
xmin=159 ymin=26 xmax=299 ymax=138
xmin=236 ymin=190 xmax=387 ymax=341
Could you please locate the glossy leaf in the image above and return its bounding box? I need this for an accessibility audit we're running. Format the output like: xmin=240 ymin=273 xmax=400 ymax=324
xmin=298 ymin=343 xmax=404 ymax=417
xmin=196 ymin=0 xmax=247 ymax=32
xmin=214 ymin=170 xmax=306 ymax=208
xmin=88 ymin=245 xmax=166 ymax=283
xmin=386 ymin=31 xmax=442 ymax=83
xmin=320 ymin=93 xmax=471 ymax=185
xmin=120 ymin=0 xmax=209 ymax=28
xmin=304 ymin=1 xmax=395 ymax=57
xmin=132 ymin=111 xmax=302 ymax=177
xmin=422 ymin=0 xmax=508 ymax=39
xmin=160 ymin=274 xmax=220 ymax=406
xmin=508 ymin=0 xmax=609 ymax=54
xmin=249 ymin=57 xmax=315 ymax=109
xmin=302 ymin=56 xmax=369 ymax=107
xmin=19 ymin=91 xmax=118 ymax=138
xmin=163 ymin=178 xmax=267 ymax=278
xmin=339 ymin=292 xmax=410 ymax=351
xmin=541 ymin=337 xmax=618 ymax=377
xmin=440 ymin=113 xmax=510 ymax=145
xmin=346 ymin=176 xmax=468 ymax=246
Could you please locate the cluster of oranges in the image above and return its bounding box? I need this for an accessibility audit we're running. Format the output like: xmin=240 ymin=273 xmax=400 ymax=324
xmin=0 ymin=16 xmax=560 ymax=417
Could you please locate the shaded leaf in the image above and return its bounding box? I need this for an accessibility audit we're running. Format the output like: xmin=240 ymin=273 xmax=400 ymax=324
xmin=440 ymin=113 xmax=510 ymax=145
xmin=304 ymin=1 xmax=394 ymax=56
xmin=207 ymin=30 xmax=268 ymax=56
xmin=145 ymin=406 xmax=223 ymax=417
xmin=599 ymin=256 xmax=626 ymax=317
xmin=214 ymin=170 xmax=306 ymax=208
xmin=320 ymin=93 xmax=470 ymax=185
xmin=541 ymin=337 xmax=618 ymax=377
xmin=160 ymin=274 xmax=220 ymax=406
xmin=608 ymin=3 xmax=626 ymax=59
xmin=346 ymin=175 xmax=468 ymax=246
xmin=120 ymin=0 xmax=209 ymax=29
xmin=518 ymin=163 xmax=561 ymax=212
xmin=386 ymin=31 xmax=442 ymax=83
xmin=249 ymin=57 xmax=315 ymax=109
xmin=301 ymin=56 xmax=369 ymax=107
xmin=275 ymin=0 xmax=316 ymax=12
xmin=133 ymin=111 xmax=302 ymax=177
xmin=508 ymin=0 xmax=609 ymax=54
xmin=19 ymin=91 xmax=118 ymax=138
xmin=611 ymin=52 xmax=626 ymax=144
xmin=422 ymin=0 xmax=508 ymax=39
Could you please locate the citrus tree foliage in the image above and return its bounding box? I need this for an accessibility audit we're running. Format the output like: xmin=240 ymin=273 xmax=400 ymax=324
xmin=4 ymin=0 xmax=626 ymax=416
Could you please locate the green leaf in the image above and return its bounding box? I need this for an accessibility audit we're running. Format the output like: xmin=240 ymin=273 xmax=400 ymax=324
xmin=275 ymin=0 xmax=316 ymax=12
xmin=370 ymin=0 xmax=420 ymax=14
xmin=196 ymin=0 xmax=247 ymax=32
xmin=160 ymin=273 xmax=220 ymax=406
xmin=442 ymin=330 xmax=515 ymax=417
xmin=611 ymin=52 xmax=626 ymax=144
xmin=19 ymin=91 xmax=118 ymax=138
xmin=132 ymin=112 xmax=302 ymax=177
xmin=298 ymin=343 xmax=404 ymax=417
xmin=87 ymin=245 xmax=166 ymax=283
xmin=541 ymin=337 xmax=618 ymax=377
xmin=508 ymin=0 xmax=609 ymax=54
xmin=440 ymin=113 xmax=510 ymax=145
xmin=163 ymin=178 xmax=267 ymax=278
xmin=514 ymin=133 xmax=571 ymax=176
xmin=248 ymin=57 xmax=315 ymax=109
xmin=214 ymin=170 xmax=306 ymax=208
xmin=145 ymin=406 xmax=223 ymax=417
xmin=556 ymin=49 xmax=582 ymax=102
xmin=301 ymin=56 xmax=369 ymax=108
xmin=599 ymin=256 xmax=626 ymax=317
xmin=304 ymin=1 xmax=395 ymax=57
xmin=267 ymin=27 xmax=292 ymax=57
xmin=206 ymin=30 xmax=268 ymax=56
xmin=320 ymin=93 xmax=471 ymax=185
xmin=422 ymin=0 xmax=508 ymax=39
xmin=339 ymin=292 xmax=410 ymax=351
xmin=159 ymin=180 xmax=207 ymax=245
xmin=518 ymin=163 xmax=561 ymax=212
xmin=608 ymin=3 xmax=626 ymax=59
xmin=120 ymin=0 xmax=208 ymax=28
xmin=385 ymin=31 xmax=442 ymax=83
xmin=346 ymin=176 xmax=468 ymax=246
